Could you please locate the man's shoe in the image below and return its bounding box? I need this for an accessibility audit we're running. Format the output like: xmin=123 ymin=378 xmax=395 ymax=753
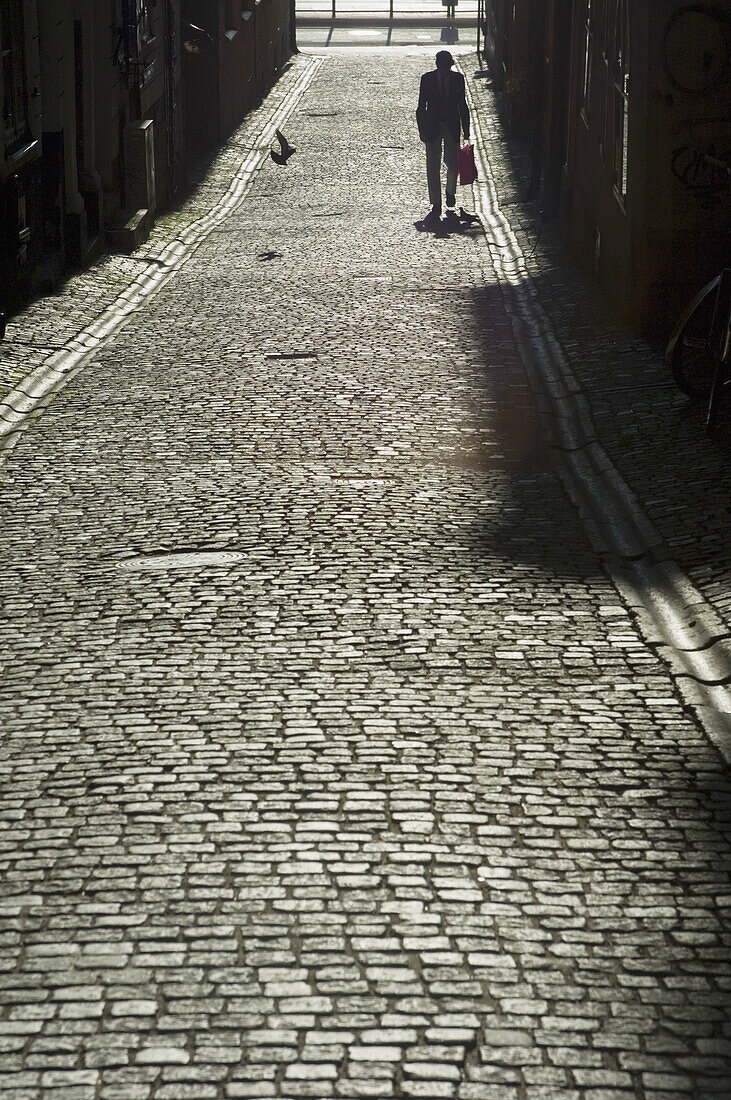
xmin=446 ymin=191 xmax=456 ymax=208
xmin=426 ymin=204 xmax=441 ymax=222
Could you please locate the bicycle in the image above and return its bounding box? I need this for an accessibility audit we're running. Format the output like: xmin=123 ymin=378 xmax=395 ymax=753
xmin=666 ymin=267 xmax=731 ymax=435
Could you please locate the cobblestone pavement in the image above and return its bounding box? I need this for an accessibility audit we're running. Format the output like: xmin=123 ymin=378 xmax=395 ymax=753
xmin=1 ymin=48 xmax=730 ymax=1100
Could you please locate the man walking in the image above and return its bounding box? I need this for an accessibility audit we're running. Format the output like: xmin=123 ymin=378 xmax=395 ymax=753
xmin=416 ymin=50 xmax=470 ymax=222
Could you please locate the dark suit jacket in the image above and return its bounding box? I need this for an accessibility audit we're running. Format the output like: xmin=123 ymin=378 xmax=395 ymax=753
xmin=416 ymin=68 xmax=470 ymax=144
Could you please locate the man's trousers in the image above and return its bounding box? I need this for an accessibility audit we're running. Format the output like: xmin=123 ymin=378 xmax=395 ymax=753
xmin=426 ymin=122 xmax=458 ymax=208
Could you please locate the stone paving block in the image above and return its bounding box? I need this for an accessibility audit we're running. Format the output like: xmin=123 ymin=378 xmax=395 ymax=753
xmin=227 ymin=1085 xmax=278 ymax=1099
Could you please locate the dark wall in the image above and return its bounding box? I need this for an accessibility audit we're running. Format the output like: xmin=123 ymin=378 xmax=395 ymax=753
xmin=183 ymin=0 xmax=292 ymax=157
xmin=484 ymin=0 xmax=731 ymax=338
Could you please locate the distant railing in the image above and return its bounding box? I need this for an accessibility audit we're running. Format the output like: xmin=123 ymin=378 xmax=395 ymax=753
xmin=296 ymin=0 xmax=480 ymax=19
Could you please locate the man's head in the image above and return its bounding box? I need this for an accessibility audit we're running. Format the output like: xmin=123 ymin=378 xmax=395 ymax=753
xmin=436 ymin=51 xmax=454 ymax=69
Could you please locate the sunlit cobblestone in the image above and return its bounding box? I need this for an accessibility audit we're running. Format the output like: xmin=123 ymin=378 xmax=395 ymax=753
xmin=0 ymin=44 xmax=729 ymax=1100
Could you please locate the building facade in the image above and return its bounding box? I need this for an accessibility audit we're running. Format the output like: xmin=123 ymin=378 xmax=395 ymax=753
xmin=482 ymin=1 xmax=731 ymax=336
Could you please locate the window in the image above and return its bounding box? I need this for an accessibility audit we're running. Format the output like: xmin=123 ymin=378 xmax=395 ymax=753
xmin=612 ymin=0 xmax=629 ymax=200
xmin=1 ymin=0 xmax=29 ymax=147
xmin=580 ymin=0 xmax=593 ymax=118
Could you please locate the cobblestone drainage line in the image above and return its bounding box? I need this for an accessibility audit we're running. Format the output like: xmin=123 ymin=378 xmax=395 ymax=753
xmin=461 ymin=65 xmax=731 ymax=763
xmin=0 ymin=55 xmax=323 ymax=460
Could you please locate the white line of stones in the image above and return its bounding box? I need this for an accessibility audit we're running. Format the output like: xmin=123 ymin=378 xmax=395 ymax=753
xmin=461 ymin=62 xmax=731 ymax=762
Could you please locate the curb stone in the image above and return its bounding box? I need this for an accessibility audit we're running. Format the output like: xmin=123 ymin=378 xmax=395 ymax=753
xmin=460 ymin=59 xmax=731 ymax=763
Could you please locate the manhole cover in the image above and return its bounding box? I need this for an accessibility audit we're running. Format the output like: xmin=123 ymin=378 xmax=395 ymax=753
xmin=265 ymin=351 xmax=318 ymax=360
xmin=118 ymin=551 xmax=244 ymax=572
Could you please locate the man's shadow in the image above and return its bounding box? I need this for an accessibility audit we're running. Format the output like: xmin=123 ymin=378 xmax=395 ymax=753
xmin=414 ymin=208 xmax=482 ymax=238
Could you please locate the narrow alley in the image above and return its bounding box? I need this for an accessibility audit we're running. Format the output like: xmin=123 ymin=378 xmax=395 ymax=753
xmin=1 ymin=44 xmax=730 ymax=1100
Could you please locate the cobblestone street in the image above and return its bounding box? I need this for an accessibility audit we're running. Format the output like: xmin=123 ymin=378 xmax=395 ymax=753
xmin=1 ymin=45 xmax=730 ymax=1100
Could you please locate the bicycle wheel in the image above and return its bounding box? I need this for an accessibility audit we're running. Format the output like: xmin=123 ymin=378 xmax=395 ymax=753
xmin=671 ymin=279 xmax=718 ymax=398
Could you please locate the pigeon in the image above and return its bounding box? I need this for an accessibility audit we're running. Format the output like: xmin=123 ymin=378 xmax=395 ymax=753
xmin=0 ymin=313 xmax=6 ymax=341
xmin=270 ymin=129 xmax=296 ymax=166
xmin=183 ymin=21 xmax=214 ymax=54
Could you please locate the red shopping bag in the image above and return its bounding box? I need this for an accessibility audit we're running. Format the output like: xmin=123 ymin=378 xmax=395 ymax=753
xmin=458 ymin=142 xmax=478 ymax=186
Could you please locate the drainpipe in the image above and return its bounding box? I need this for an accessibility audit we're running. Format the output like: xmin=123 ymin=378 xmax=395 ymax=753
xmin=121 ymin=0 xmax=142 ymax=119
xmin=563 ymin=0 xmax=578 ymax=189
xmin=526 ymin=0 xmax=546 ymax=200
xmin=81 ymin=3 xmax=102 ymax=200
xmin=162 ymin=0 xmax=180 ymax=197
xmin=290 ymin=0 xmax=297 ymax=53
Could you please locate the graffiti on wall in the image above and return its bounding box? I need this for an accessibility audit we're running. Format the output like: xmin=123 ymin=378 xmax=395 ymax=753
xmin=671 ymin=141 xmax=730 ymax=209
xmin=664 ymin=5 xmax=730 ymax=208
